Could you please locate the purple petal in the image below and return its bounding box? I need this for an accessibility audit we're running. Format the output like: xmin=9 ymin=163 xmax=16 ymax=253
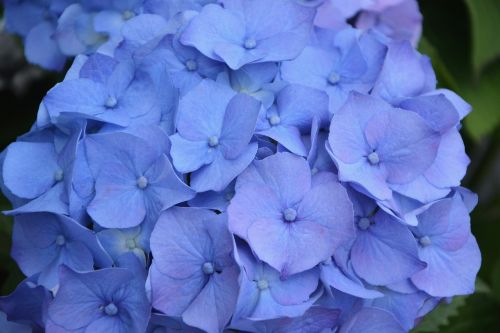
xmin=411 ymin=236 xmax=481 ymax=297
xmin=351 ymin=211 xmax=425 ymax=285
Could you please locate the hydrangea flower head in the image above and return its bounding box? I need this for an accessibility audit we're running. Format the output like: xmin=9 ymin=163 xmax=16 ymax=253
xmin=0 ymin=0 xmax=482 ymax=332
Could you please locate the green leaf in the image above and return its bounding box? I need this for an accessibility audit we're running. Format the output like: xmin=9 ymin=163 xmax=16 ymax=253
xmin=418 ymin=37 xmax=460 ymax=91
xmin=492 ymin=259 xmax=500 ymax=303
xmin=465 ymin=0 xmax=500 ymax=75
xmin=475 ymin=277 xmax=492 ymax=295
xmin=434 ymin=293 xmax=500 ymax=333
xmin=463 ymin=60 xmax=500 ymax=140
xmin=412 ymin=296 xmax=467 ymax=333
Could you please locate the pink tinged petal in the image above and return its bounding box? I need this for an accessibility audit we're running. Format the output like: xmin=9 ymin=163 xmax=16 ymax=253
xmin=182 ymin=266 xmax=239 ymax=333
xmin=150 ymin=208 xmax=215 ymax=279
xmin=248 ymin=218 xmax=335 ymax=276
xmin=351 ymin=212 xmax=425 ymax=285
xmin=365 ymin=108 xmax=440 ymax=184
xmin=228 ymin=183 xmax=282 ymax=240
xmin=220 ymin=93 xmax=261 ymax=159
xmin=149 ymin=263 xmax=207 ymax=317
xmin=411 ymin=236 xmax=481 ymax=297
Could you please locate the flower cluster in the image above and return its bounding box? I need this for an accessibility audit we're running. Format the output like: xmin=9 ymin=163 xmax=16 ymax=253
xmin=3 ymin=0 xmax=422 ymax=71
xmin=0 ymin=0 xmax=480 ymax=332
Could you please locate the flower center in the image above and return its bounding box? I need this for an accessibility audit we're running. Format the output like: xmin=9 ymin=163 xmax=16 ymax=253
xmin=367 ymin=151 xmax=380 ymax=165
xmin=136 ymin=176 xmax=148 ymax=189
xmin=419 ymin=236 xmax=432 ymax=247
xmin=185 ymin=59 xmax=198 ymax=71
xmin=202 ymin=262 xmax=214 ymax=275
xmin=268 ymin=115 xmax=281 ymax=126
xmin=328 ymin=72 xmax=340 ymax=85
xmin=122 ymin=10 xmax=135 ymax=20
xmin=55 ymin=235 xmax=66 ymax=246
xmin=104 ymin=303 xmax=118 ymax=316
xmin=283 ymin=208 xmax=297 ymax=222
xmin=256 ymin=279 xmax=269 ymax=290
xmin=244 ymin=38 xmax=257 ymax=49
xmin=54 ymin=169 xmax=64 ymax=182
xmin=357 ymin=217 xmax=371 ymax=230
xmin=105 ymin=96 xmax=118 ymax=109
xmin=208 ymin=136 xmax=219 ymax=147
xmin=126 ymin=238 xmax=136 ymax=250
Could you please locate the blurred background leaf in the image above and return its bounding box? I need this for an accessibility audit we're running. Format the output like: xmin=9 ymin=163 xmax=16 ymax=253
xmin=465 ymin=0 xmax=500 ymax=75
xmin=412 ymin=297 xmax=467 ymax=333
xmin=462 ymin=62 xmax=500 ymax=140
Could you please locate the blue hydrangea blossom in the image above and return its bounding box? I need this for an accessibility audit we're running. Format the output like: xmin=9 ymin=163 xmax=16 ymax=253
xmin=0 ymin=0 xmax=482 ymax=331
